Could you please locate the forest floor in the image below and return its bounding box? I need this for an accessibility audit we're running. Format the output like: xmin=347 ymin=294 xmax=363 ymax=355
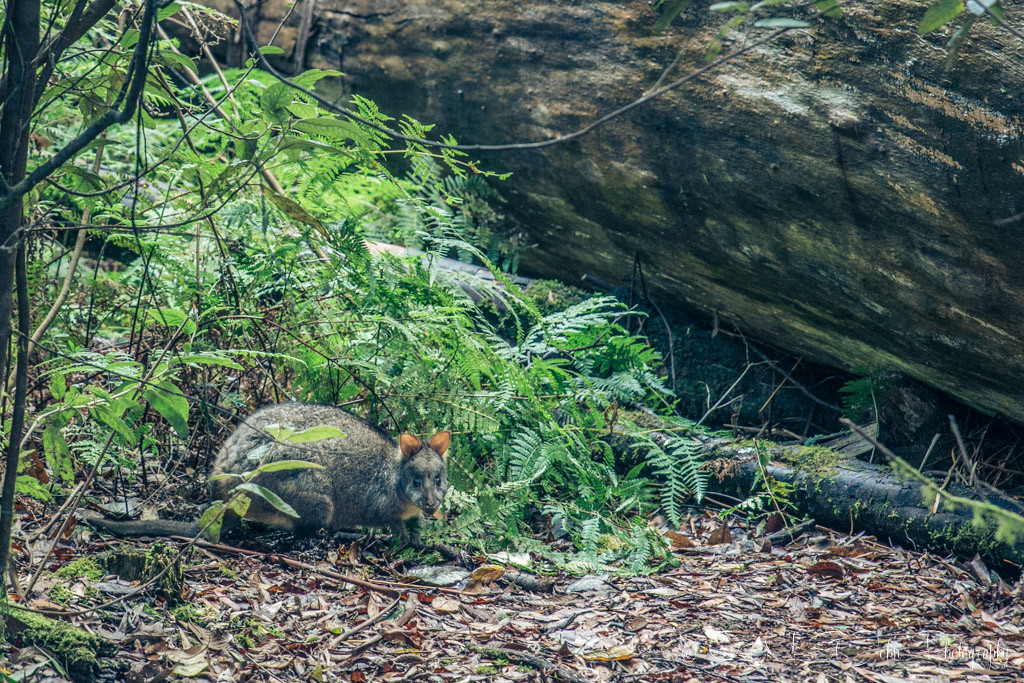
xmin=4 ymin=496 xmax=1024 ymax=683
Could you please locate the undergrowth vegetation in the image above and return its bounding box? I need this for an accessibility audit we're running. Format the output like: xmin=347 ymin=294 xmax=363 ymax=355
xmin=18 ymin=2 xmax=717 ymax=575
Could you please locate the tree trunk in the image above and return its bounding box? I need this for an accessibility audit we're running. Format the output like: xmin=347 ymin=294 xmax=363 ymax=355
xmin=0 ymin=0 xmax=40 ymax=579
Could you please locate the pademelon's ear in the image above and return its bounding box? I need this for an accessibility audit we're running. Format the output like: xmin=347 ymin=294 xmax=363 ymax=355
xmin=428 ymin=431 xmax=451 ymax=459
xmin=399 ymin=433 xmax=421 ymax=460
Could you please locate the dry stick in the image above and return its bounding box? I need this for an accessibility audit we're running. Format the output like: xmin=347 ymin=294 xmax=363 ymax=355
xmin=918 ymin=433 xmax=941 ymax=474
xmin=347 ymin=594 xmax=419 ymax=655
xmin=168 ymin=536 xmax=400 ymax=597
xmin=292 ymin=0 xmax=317 ymax=75
xmin=743 ymin=340 xmax=843 ymax=413
xmin=326 ymin=596 xmax=401 ymax=648
xmin=170 ymin=535 xmax=473 ymax=596
xmin=948 ymin=414 xmax=981 ymax=491
xmin=695 ymin=362 xmax=752 ymax=428
xmin=26 ymin=481 xmax=85 ymax=543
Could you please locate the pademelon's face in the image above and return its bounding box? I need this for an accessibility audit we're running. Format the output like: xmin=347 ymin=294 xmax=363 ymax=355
xmin=398 ymin=432 xmax=450 ymax=517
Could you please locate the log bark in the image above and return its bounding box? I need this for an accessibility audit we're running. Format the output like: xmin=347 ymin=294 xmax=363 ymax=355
xmin=197 ymin=1 xmax=1024 ymax=425
xmin=708 ymin=439 xmax=1024 ymax=571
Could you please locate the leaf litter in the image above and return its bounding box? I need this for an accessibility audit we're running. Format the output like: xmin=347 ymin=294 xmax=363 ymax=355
xmin=5 ymin=508 xmax=1024 ymax=682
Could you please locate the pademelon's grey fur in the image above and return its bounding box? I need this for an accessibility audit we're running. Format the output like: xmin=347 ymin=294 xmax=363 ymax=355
xmin=85 ymin=403 xmax=449 ymax=539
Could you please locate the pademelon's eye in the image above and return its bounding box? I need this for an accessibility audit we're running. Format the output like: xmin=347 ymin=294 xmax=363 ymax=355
xmin=413 ymin=477 xmax=422 ymax=488
xmin=435 ymin=476 xmax=442 ymax=486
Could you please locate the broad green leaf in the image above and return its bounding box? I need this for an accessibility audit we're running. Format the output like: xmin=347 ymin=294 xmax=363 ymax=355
xmin=264 ymin=424 xmax=346 ymax=443
xmin=750 ymin=0 xmax=791 ymax=9
xmin=260 ymin=82 xmax=293 ymax=121
xmin=121 ymin=29 xmax=139 ymax=48
xmin=147 ymin=308 xmax=197 ymax=335
xmin=814 ymin=0 xmax=842 ymax=17
xmin=246 ymin=443 xmax=273 ymax=462
xmin=200 ymin=503 xmax=225 ymax=543
xmin=43 ymin=422 xmax=74 ymax=485
xmin=292 ymin=69 xmax=342 ymax=89
xmin=262 ymin=187 xmax=326 ymax=234
xmin=277 ymin=137 xmax=349 ymax=156
xmin=234 ymin=483 xmax=299 ymax=518
xmin=228 ymin=495 xmax=251 ymax=517
xmin=61 ymin=164 xmax=105 ymax=191
xmin=208 ymin=473 xmax=242 ymax=483
xmin=157 ymin=49 xmax=198 ymax=75
xmin=157 ymin=2 xmax=181 ymax=21
xmin=259 ymin=46 xmax=285 ymax=55
xmin=50 ymin=372 xmax=66 ymax=400
xmin=285 ymin=425 xmax=346 ymax=443
xmin=654 ymin=0 xmax=691 ymax=31
xmin=919 ymin=0 xmax=964 ymax=34
xmin=286 ymin=102 xmax=320 ymax=119
xmin=754 ymin=18 xmax=811 ymax=28
xmin=145 ymin=380 xmax=190 ymax=439
xmin=91 ymin=405 xmax=134 ymax=443
xmin=709 ymin=2 xmax=748 ymax=11
xmin=255 ymin=459 xmax=325 ymax=474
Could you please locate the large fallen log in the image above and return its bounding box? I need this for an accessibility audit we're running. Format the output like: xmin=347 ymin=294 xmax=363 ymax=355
xmin=193 ymin=0 xmax=1024 ymax=426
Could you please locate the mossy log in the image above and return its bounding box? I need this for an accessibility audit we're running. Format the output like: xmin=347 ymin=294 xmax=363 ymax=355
xmin=4 ymin=608 xmax=114 ymax=682
xmin=192 ymin=0 xmax=1024 ymax=426
xmin=708 ymin=439 xmax=1024 ymax=572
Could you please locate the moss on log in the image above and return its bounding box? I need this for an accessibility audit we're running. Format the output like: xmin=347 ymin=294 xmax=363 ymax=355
xmin=710 ymin=440 xmax=1024 ymax=570
xmin=3 ymin=607 xmax=114 ymax=682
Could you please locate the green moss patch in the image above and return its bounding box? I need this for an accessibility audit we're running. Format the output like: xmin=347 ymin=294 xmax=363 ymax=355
xmin=5 ymin=607 xmax=114 ymax=682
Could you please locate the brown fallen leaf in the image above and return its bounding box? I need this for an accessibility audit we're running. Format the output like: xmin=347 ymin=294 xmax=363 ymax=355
xmin=808 ymin=561 xmax=844 ymax=581
xmin=665 ymin=530 xmax=694 ymax=549
xmin=431 ymin=595 xmax=462 ymax=613
xmin=707 ymin=524 xmax=732 ymax=546
xmin=626 ymin=615 xmax=648 ymax=631
xmin=464 ymin=564 xmax=506 ymax=594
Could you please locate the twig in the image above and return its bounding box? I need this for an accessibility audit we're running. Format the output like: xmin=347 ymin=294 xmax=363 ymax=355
xmin=26 ymin=481 xmax=85 ymax=542
xmin=327 ymin=596 xmax=401 ymax=647
xmin=169 ymin=536 xmax=406 ymax=598
xmin=948 ymin=414 xmax=980 ymax=491
xmin=293 ymin=0 xmax=318 ymax=74
xmin=347 ymin=594 xmax=419 ymax=655
xmin=696 ymin=362 xmax=752 ymax=428
xmin=745 ymin=341 xmax=842 ymax=413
